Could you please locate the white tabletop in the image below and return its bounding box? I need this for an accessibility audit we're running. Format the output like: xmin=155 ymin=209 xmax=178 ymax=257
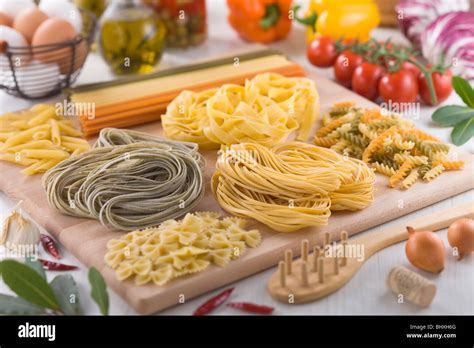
xmin=1 ymin=1 xmax=473 ymax=315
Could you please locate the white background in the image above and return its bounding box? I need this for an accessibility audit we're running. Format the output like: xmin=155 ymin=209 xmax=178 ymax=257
xmin=0 ymin=1 xmax=473 ymax=315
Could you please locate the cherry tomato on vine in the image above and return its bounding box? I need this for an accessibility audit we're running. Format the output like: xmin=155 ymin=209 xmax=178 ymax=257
xmin=307 ymin=36 xmax=338 ymax=68
xmin=379 ymin=69 xmax=419 ymax=104
xmin=352 ymin=62 xmax=385 ymax=101
xmin=401 ymin=61 xmax=421 ymax=78
xmin=418 ymin=68 xmax=453 ymax=105
xmin=334 ymin=50 xmax=364 ymax=88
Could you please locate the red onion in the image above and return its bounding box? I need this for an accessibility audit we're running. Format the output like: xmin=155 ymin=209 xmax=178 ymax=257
xmin=421 ymin=11 xmax=474 ymax=81
xmin=396 ymin=0 xmax=469 ymax=48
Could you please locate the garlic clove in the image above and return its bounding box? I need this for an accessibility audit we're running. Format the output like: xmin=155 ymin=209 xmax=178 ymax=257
xmin=1 ymin=210 xmax=41 ymax=248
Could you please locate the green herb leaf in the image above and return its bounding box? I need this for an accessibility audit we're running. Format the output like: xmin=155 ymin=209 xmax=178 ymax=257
xmin=0 ymin=294 xmax=45 ymax=315
xmin=88 ymin=267 xmax=109 ymax=315
xmin=432 ymin=105 xmax=474 ymax=126
xmin=25 ymin=257 xmax=46 ymax=279
xmin=452 ymin=76 xmax=474 ymax=108
xmin=50 ymin=275 xmax=82 ymax=315
xmin=451 ymin=117 xmax=474 ymax=146
xmin=0 ymin=260 xmax=60 ymax=310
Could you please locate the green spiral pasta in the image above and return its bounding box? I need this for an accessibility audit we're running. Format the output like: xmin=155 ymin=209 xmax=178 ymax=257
xmin=339 ymin=131 xmax=369 ymax=148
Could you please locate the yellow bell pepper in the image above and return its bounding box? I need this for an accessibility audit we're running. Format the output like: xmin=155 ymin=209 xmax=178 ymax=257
xmin=294 ymin=0 xmax=380 ymax=43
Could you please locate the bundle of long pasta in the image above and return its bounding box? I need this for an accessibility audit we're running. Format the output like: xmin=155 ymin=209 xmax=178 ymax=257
xmin=69 ymin=50 xmax=306 ymax=137
xmin=162 ymin=73 xmax=319 ymax=149
xmin=212 ymin=142 xmax=375 ymax=232
xmin=42 ymin=129 xmax=204 ymax=231
xmin=314 ymin=102 xmax=464 ymax=189
xmin=105 ymin=212 xmax=261 ymax=286
xmin=0 ymin=104 xmax=90 ymax=175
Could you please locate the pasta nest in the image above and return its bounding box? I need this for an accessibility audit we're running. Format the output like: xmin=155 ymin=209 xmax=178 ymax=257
xmin=212 ymin=142 xmax=375 ymax=232
xmin=42 ymin=129 xmax=205 ymax=231
xmin=162 ymin=73 xmax=320 ymax=149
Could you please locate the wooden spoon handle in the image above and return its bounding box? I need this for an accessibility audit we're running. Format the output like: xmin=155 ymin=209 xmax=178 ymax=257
xmin=353 ymin=201 xmax=474 ymax=257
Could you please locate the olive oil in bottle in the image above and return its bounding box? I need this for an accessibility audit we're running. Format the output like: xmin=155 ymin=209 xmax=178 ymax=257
xmin=99 ymin=0 xmax=166 ymax=75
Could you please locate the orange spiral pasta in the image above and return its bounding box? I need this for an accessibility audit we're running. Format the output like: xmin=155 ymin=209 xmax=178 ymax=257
xmin=389 ymin=161 xmax=415 ymax=187
xmin=314 ymin=102 xmax=464 ymax=189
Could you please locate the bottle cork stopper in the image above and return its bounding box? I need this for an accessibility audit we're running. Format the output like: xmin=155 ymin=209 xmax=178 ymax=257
xmin=301 ymin=261 xmax=309 ymax=286
xmin=284 ymin=249 xmax=292 ymax=275
xmin=301 ymin=239 xmax=309 ymax=262
xmin=387 ymin=265 xmax=437 ymax=308
xmin=278 ymin=261 xmax=286 ymax=287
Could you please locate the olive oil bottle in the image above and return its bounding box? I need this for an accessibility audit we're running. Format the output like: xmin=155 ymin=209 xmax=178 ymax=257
xmin=99 ymin=0 xmax=166 ymax=75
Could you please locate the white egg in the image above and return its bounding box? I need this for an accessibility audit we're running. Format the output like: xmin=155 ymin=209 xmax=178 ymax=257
xmin=2 ymin=59 xmax=60 ymax=98
xmin=39 ymin=0 xmax=82 ymax=33
xmin=0 ymin=25 xmax=27 ymax=46
xmin=0 ymin=0 xmax=35 ymax=18
xmin=0 ymin=25 xmax=30 ymax=67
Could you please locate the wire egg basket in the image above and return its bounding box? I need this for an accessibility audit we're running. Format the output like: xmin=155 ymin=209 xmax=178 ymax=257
xmin=0 ymin=9 xmax=96 ymax=99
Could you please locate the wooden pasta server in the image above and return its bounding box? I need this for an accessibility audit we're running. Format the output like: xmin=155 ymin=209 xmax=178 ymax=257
xmin=267 ymin=201 xmax=474 ymax=304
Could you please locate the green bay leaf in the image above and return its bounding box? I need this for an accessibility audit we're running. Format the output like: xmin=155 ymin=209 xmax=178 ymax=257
xmin=88 ymin=267 xmax=109 ymax=315
xmin=432 ymin=105 xmax=474 ymax=126
xmin=452 ymin=76 xmax=474 ymax=108
xmin=0 ymin=259 xmax=60 ymax=310
xmin=50 ymin=275 xmax=83 ymax=315
xmin=25 ymin=257 xmax=46 ymax=279
xmin=451 ymin=117 xmax=474 ymax=146
xmin=0 ymin=294 xmax=45 ymax=315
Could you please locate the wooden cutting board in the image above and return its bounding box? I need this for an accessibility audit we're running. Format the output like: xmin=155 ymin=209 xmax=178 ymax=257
xmin=1 ymin=71 xmax=473 ymax=314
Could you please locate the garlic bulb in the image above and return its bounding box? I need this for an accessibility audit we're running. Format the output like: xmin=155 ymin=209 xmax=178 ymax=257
xmin=1 ymin=211 xmax=40 ymax=248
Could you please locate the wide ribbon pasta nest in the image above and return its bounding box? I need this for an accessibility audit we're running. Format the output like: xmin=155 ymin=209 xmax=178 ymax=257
xmin=162 ymin=73 xmax=320 ymax=149
xmin=105 ymin=212 xmax=261 ymax=286
xmin=212 ymin=142 xmax=375 ymax=232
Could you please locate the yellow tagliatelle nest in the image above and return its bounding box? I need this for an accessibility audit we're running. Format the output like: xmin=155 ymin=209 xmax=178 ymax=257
xmin=212 ymin=142 xmax=375 ymax=233
xmin=162 ymin=73 xmax=319 ymax=149
xmin=160 ymin=89 xmax=219 ymax=149
xmin=105 ymin=212 xmax=261 ymax=286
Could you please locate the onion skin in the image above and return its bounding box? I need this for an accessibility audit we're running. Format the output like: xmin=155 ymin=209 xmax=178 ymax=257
xmin=405 ymin=226 xmax=445 ymax=273
xmin=448 ymin=218 xmax=474 ymax=260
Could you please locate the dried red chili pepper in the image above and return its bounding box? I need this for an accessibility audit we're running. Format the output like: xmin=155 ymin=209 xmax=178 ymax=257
xmin=39 ymin=259 xmax=78 ymax=271
xmin=193 ymin=288 xmax=234 ymax=316
xmin=226 ymin=302 xmax=274 ymax=314
xmin=40 ymin=234 xmax=61 ymax=259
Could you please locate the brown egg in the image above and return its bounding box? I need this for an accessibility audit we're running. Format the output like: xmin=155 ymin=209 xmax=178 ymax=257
xmin=0 ymin=11 xmax=12 ymax=27
xmin=32 ymin=18 xmax=79 ymax=74
xmin=13 ymin=8 xmax=49 ymax=43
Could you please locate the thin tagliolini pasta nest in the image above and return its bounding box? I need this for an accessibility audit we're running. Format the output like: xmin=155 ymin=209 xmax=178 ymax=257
xmin=42 ymin=128 xmax=205 ymax=231
xmin=162 ymin=72 xmax=320 ymax=149
xmin=211 ymin=142 xmax=375 ymax=233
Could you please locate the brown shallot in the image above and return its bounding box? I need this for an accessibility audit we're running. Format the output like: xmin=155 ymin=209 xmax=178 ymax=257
xmin=405 ymin=226 xmax=445 ymax=273
xmin=448 ymin=218 xmax=474 ymax=260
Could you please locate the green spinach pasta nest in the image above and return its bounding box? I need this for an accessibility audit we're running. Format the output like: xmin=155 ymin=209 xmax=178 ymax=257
xmin=42 ymin=129 xmax=205 ymax=231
